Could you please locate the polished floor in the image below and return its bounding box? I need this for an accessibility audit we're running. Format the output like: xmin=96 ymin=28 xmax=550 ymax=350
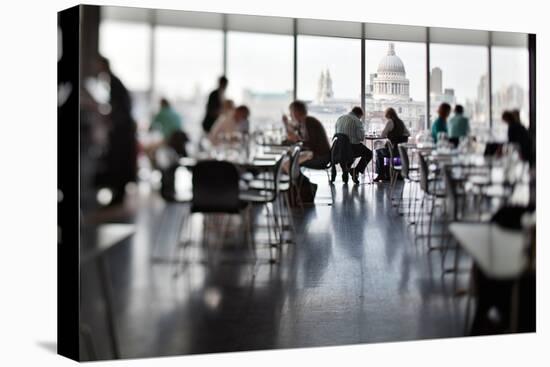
xmin=80 ymin=171 xmax=470 ymax=361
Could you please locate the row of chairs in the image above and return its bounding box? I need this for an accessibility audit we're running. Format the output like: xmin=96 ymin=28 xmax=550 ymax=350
xmin=172 ymin=143 xmax=306 ymax=275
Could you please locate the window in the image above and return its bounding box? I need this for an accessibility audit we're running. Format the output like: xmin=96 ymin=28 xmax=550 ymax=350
xmin=154 ymin=26 xmax=224 ymax=141
xmin=365 ymin=40 xmax=426 ymax=135
xmin=226 ymin=32 xmax=294 ymax=131
xmin=99 ymin=21 xmax=151 ymax=126
xmin=491 ymin=46 xmax=529 ymax=128
xmin=297 ymin=35 xmax=361 ymax=137
xmin=429 ymin=44 xmax=489 ymax=133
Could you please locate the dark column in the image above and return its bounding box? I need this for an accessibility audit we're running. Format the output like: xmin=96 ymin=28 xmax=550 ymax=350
xmin=58 ymin=5 xmax=81 ymax=361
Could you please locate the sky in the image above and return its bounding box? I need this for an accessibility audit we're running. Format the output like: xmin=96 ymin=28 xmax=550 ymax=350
xmin=99 ymin=20 xmax=529 ymax=109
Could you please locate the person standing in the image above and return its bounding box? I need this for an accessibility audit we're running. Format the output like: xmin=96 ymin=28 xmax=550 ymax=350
xmin=374 ymin=107 xmax=410 ymax=182
xmin=94 ymin=55 xmax=137 ymax=206
xmin=202 ymin=76 xmax=228 ymax=133
xmin=334 ymin=107 xmax=372 ymax=184
xmin=502 ymin=110 xmax=530 ymax=162
xmin=431 ymin=103 xmax=451 ymax=143
xmin=447 ymin=105 xmax=470 ymax=144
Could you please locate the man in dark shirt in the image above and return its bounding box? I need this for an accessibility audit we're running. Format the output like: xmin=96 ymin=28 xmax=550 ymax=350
xmin=202 ymin=76 xmax=228 ymax=133
xmin=284 ymin=100 xmax=331 ymax=169
xmin=94 ymin=56 xmax=137 ymax=205
xmin=502 ymin=110 xmax=530 ymax=162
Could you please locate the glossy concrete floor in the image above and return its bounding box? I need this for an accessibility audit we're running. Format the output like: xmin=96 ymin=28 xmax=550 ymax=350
xmin=80 ymin=171 xmax=469 ymax=361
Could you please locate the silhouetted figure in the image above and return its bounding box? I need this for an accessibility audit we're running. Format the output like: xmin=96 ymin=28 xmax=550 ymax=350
xmin=502 ymin=110 xmax=530 ymax=161
xmin=284 ymin=100 xmax=331 ymax=169
xmin=374 ymin=107 xmax=410 ymax=182
xmin=431 ymin=102 xmax=451 ymax=143
xmin=448 ymin=105 xmax=470 ymax=144
xmin=94 ymin=56 xmax=137 ymax=205
xmin=209 ymin=104 xmax=250 ymax=145
xmin=335 ymin=107 xmax=372 ymax=184
xmin=202 ymin=76 xmax=228 ymax=133
xmin=151 ymin=98 xmax=182 ymax=140
xmin=283 ymin=100 xmax=331 ymax=202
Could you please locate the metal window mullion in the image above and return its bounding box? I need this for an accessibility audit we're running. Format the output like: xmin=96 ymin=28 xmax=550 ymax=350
xmin=293 ymin=18 xmax=297 ymax=101
xmin=426 ymin=27 xmax=431 ymax=130
xmin=149 ymin=9 xmax=156 ymax=122
xmin=222 ymin=14 xmax=228 ymax=75
xmin=488 ymin=31 xmax=493 ymax=129
xmin=361 ymin=23 xmax=366 ymax=122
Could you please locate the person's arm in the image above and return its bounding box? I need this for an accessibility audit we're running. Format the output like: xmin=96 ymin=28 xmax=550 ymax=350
xmin=150 ymin=112 xmax=161 ymax=132
xmin=356 ymin=119 xmax=365 ymax=142
xmin=380 ymin=120 xmax=393 ymax=138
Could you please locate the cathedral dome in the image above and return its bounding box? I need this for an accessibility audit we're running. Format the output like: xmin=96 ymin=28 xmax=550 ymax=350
xmin=377 ymin=43 xmax=406 ymax=74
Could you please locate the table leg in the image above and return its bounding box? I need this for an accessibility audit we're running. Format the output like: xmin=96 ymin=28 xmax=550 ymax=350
xmin=96 ymin=255 xmax=121 ymax=359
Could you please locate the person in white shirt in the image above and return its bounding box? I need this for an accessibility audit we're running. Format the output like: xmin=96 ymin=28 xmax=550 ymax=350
xmin=209 ymin=104 xmax=250 ymax=145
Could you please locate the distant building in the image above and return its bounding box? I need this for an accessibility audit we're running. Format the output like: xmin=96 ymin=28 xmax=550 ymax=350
xmin=430 ymin=67 xmax=442 ymax=95
xmin=310 ymin=42 xmax=426 ymax=134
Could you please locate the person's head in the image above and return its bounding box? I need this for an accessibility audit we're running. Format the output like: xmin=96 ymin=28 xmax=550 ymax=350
xmin=502 ymin=110 xmax=515 ymax=125
xmin=385 ymin=107 xmax=399 ymax=121
xmin=454 ymin=105 xmax=464 ymax=115
xmin=218 ymin=76 xmax=228 ymax=90
xmin=438 ymin=103 xmax=452 ymax=119
xmin=95 ymin=55 xmax=111 ymax=74
xmin=512 ymin=109 xmax=521 ymax=124
xmin=289 ymin=100 xmax=308 ymax=123
xmin=160 ymin=98 xmax=170 ymax=109
xmin=350 ymin=106 xmax=364 ymax=119
xmin=223 ymin=99 xmax=235 ymax=113
xmin=234 ymin=105 xmax=250 ymax=123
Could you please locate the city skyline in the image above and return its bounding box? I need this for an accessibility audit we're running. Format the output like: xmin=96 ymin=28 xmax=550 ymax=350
xmin=99 ymin=20 xmax=529 ymax=130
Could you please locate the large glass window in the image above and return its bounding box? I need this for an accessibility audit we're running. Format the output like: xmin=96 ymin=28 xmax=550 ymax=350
xmin=491 ymin=46 xmax=529 ymax=129
xmin=154 ymin=26 xmax=224 ymax=141
xmin=226 ymin=32 xmax=294 ymax=131
xmin=365 ymin=40 xmax=426 ymax=135
xmin=99 ymin=21 xmax=151 ymax=126
xmin=429 ymin=44 xmax=489 ymax=134
xmin=297 ymin=35 xmax=361 ymax=137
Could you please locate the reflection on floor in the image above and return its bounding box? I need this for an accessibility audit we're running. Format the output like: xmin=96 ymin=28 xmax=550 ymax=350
xmin=80 ymin=171 xmax=468 ymax=361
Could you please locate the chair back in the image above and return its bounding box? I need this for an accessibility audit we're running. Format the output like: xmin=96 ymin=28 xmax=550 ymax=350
xmin=191 ymin=160 xmax=241 ymax=213
xmin=443 ymin=165 xmax=459 ymax=220
xmin=387 ymin=140 xmax=396 ymax=169
xmin=289 ymin=143 xmax=303 ymax=186
xmin=397 ymin=144 xmax=410 ymax=179
xmin=331 ymin=133 xmax=354 ymax=166
xmin=418 ymin=153 xmax=429 ymax=193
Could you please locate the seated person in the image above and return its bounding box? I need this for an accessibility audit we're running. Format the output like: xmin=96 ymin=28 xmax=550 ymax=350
xmin=209 ymin=103 xmax=250 ymax=145
xmin=283 ymin=100 xmax=331 ymax=170
xmin=502 ymin=110 xmax=530 ymax=162
xmin=431 ymin=102 xmax=451 ymax=143
xmin=448 ymin=104 xmax=470 ymax=146
xmin=374 ymin=107 xmax=410 ymax=182
xmin=334 ymin=106 xmax=372 ymax=183
xmin=150 ymin=98 xmax=183 ymax=141
xmin=147 ymin=98 xmax=188 ymax=159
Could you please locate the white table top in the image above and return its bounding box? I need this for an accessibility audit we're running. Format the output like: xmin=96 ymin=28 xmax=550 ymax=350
xmin=449 ymin=222 xmax=526 ymax=279
xmin=80 ymin=224 xmax=136 ymax=263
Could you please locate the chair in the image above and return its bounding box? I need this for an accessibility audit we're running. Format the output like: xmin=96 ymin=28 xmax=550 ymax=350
xmin=174 ymin=160 xmax=252 ymax=275
xmin=246 ymin=145 xmax=300 ymax=243
xmin=240 ymin=154 xmax=289 ymax=263
xmin=330 ymin=133 xmax=354 ymax=183
xmin=416 ymin=153 xmax=447 ymax=251
xmin=396 ymin=144 xmax=420 ymax=220
xmin=386 ymin=140 xmax=402 ymax=199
